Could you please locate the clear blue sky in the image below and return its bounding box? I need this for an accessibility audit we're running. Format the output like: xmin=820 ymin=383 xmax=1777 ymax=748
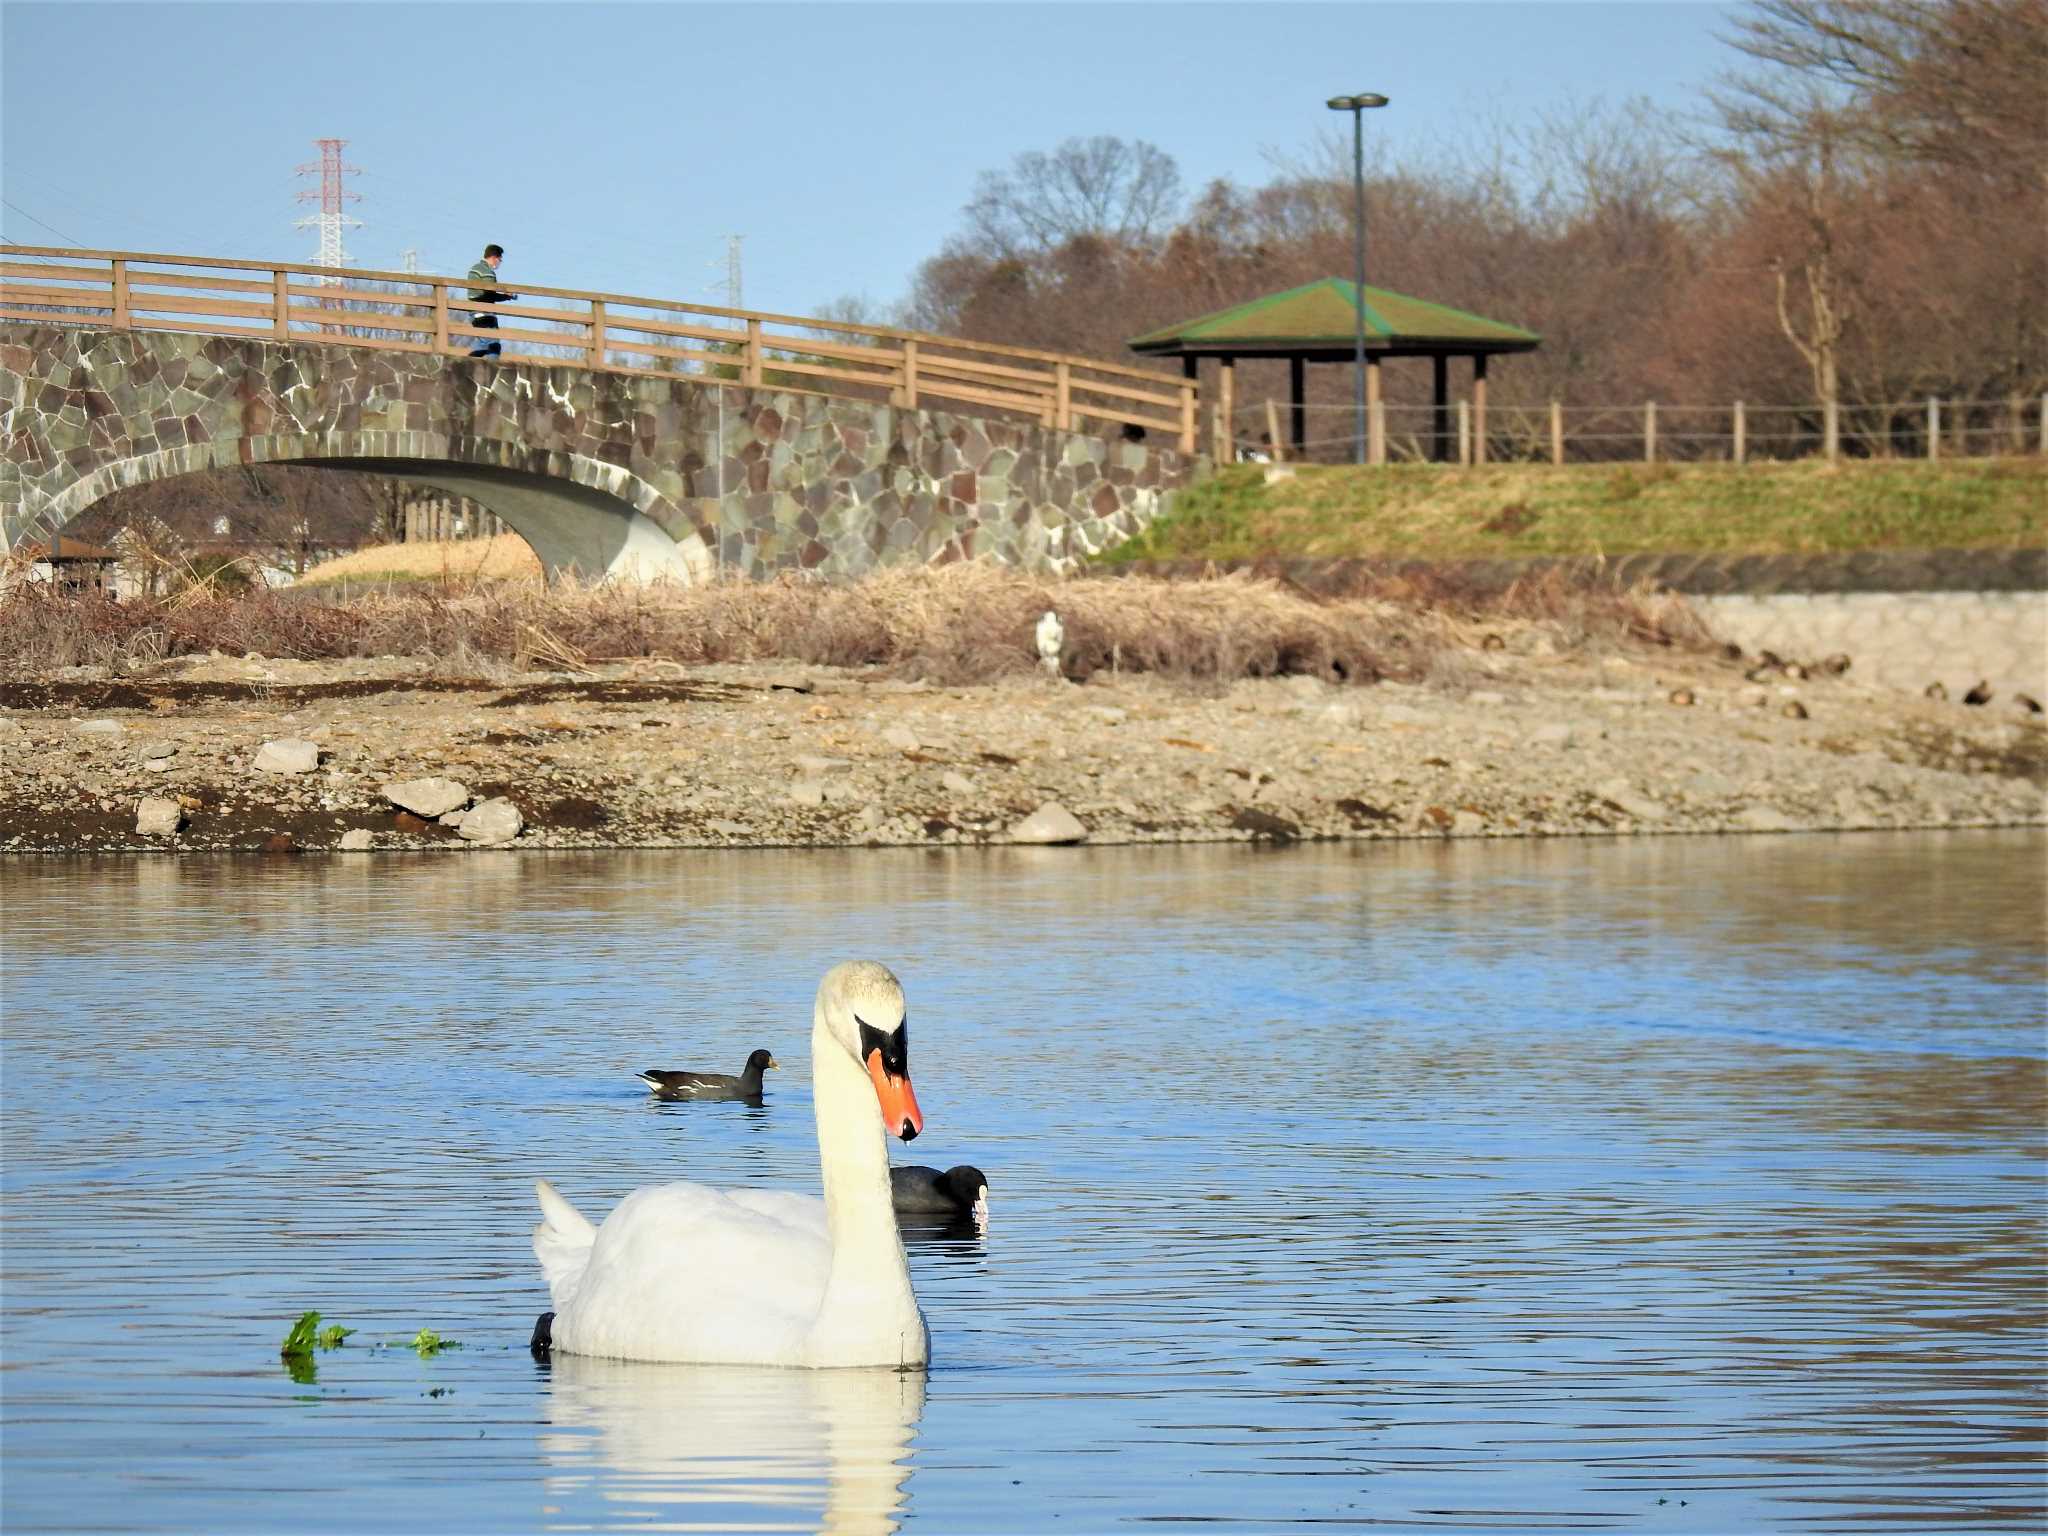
xmin=2 ymin=1 xmax=1739 ymax=318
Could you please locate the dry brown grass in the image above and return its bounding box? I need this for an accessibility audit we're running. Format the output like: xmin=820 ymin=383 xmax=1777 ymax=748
xmin=298 ymin=534 xmax=543 ymax=587
xmin=0 ymin=559 xmax=1705 ymax=684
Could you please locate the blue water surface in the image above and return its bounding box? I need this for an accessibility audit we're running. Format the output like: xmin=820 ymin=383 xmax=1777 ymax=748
xmin=2 ymin=831 xmax=2043 ymax=1533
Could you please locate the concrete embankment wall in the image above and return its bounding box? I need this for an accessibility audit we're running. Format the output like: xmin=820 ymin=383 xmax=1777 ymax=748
xmin=1691 ymin=591 xmax=2044 ymax=704
xmin=1123 ymin=549 xmax=2047 ymax=703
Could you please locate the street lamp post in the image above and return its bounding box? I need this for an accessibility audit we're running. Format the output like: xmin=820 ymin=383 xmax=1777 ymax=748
xmin=1327 ymin=91 xmax=1389 ymax=465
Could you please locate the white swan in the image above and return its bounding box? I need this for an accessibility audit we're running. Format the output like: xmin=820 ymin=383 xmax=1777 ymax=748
xmin=533 ymin=960 xmax=930 ymax=1367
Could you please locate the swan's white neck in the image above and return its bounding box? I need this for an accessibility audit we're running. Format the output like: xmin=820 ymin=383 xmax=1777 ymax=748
xmin=806 ymin=1013 xmax=926 ymax=1367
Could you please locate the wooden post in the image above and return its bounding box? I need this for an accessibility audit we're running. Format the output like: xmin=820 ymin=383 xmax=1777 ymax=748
xmin=1289 ymin=355 xmax=1306 ymax=458
xmin=1265 ymin=399 xmax=1286 ymax=464
xmin=1733 ymin=400 xmax=1746 ymax=465
xmin=1432 ymin=354 xmax=1449 ymax=463
xmin=1927 ymin=398 xmax=1940 ymax=461
xmin=1178 ymin=376 xmax=1197 ymax=456
xmin=111 ymin=259 xmax=130 ymax=329
xmin=744 ymin=318 xmax=764 ymax=387
xmin=1472 ymin=355 xmax=1489 ymax=465
xmin=1549 ymin=400 xmax=1563 ymax=466
xmin=2010 ymin=393 xmax=2027 ymax=455
xmin=272 ymin=270 xmax=289 ymax=340
xmin=902 ymin=338 xmax=920 ymax=411
xmin=1217 ymin=357 xmax=1235 ymax=460
xmin=433 ymin=280 xmax=449 ymax=355
xmin=1366 ymin=355 xmax=1384 ymax=466
xmin=588 ymin=300 xmax=606 ymax=371
xmin=1645 ymin=400 xmax=1657 ymax=463
xmin=1457 ymin=399 xmax=1471 ymax=467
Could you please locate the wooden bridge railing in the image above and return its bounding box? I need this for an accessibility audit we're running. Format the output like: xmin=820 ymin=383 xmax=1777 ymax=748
xmin=0 ymin=247 xmax=1198 ymax=453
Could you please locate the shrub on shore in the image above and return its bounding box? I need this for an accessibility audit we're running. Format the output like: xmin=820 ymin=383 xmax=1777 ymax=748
xmin=0 ymin=559 xmax=1706 ymax=685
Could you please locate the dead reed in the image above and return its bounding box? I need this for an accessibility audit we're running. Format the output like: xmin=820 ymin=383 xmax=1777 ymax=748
xmin=0 ymin=559 xmax=1704 ymax=685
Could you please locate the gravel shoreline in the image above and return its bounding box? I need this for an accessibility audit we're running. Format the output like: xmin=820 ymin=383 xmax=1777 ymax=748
xmin=2 ymin=629 xmax=2043 ymax=854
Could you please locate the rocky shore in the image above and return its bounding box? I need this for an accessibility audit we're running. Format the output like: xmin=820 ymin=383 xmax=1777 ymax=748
xmin=1 ymin=630 xmax=2042 ymax=854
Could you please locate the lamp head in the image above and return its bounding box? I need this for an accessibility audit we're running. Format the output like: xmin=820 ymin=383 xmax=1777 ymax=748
xmin=1326 ymin=93 xmax=1390 ymax=111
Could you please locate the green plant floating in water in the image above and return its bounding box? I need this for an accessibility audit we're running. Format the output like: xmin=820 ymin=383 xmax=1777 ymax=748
xmin=281 ymin=1312 xmax=457 ymax=1369
xmin=407 ymin=1329 xmax=460 ymax=1357
xmin=279 ymin=1310 xmax=354 ymax=1383
xmin=280 ymin=1310 xmax=354 ymax=1359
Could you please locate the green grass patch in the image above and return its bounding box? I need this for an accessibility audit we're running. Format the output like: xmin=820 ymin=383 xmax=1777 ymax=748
xmin=1099 ymin=458 xmax=2048 ymax=565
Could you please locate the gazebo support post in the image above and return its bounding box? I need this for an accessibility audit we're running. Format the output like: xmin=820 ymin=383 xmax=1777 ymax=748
xmin=1217 ymin=357 xmax=1236 ymax=461
xmin=1289 ymin=356 xmax=1307 ymax=458
xmin=1473 ymin=354 xmax=1490 ymax=466
xmin=1432 ymin=354 xmax=1450 ymax=463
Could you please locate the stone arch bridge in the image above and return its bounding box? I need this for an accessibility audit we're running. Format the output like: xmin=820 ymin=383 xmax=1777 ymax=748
xmin=1 ymin=250 xmax=1198 ymax=582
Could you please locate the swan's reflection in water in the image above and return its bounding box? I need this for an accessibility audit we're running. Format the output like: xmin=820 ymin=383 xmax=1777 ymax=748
xmin=538 ymin=1354 xmax=925 ymax=1535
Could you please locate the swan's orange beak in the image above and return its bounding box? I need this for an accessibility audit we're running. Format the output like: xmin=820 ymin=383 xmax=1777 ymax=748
xmin=866 ymin=1048 xmax=923 ymax=1141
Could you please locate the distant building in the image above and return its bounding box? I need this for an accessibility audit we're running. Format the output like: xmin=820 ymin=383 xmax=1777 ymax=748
xmin=12 ymin=539 xmax=124 ymax=596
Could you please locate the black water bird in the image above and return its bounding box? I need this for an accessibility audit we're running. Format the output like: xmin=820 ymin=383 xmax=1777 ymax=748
xmin=638 ymin=1048 xmax=779 ymax=1101
xmin=891 ymin=1163 xmax=990 ymax=1222
xmin=1963 ymin=680 xmax=1993 ymax=706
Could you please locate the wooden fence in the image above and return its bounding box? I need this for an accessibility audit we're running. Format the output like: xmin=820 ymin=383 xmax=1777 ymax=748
xmin=0 ymin=246 xmax=1199 ymax=452
xmin=1234 ymin=395 xmax=2048 ymax=467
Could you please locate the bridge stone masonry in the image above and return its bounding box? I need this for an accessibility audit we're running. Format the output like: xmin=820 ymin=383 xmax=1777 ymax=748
xmin=2 ymin=325 xmax=1192 ymax=582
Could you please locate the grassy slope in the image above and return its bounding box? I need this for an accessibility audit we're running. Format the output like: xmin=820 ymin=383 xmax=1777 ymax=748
xmin=1098 ymin=459 xmax=2048 ymax=565
xmin=297 ymin=534 xmax=541 ymax=586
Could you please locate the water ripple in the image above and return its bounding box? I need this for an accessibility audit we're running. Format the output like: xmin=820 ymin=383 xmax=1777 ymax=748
xmin=2 ymin=832 xmax=2042 ymax=1533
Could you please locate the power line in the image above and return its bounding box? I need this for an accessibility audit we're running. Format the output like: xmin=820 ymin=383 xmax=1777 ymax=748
xmin=0 ymin=196 xmax=86 ymax=246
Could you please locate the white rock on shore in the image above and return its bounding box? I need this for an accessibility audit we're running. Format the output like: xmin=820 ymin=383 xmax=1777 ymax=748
xmin=254 ymin=739 xmax=320 ymax=775
xmin=135 ymin=796 xmax=184 ymax=836
xmin=383 ymin=777 xmax=471 ymax=817
xmin=457 ymin=797 xmax=523 ymax=844
xmin=1010 ymin=802 xmax=1087 ymax=845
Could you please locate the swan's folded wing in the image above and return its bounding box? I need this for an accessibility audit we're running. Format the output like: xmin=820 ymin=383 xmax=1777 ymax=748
xmin=725 ymin=1188 xmax=828 ymax=1238
xmin=561 ymin=1184 xmax=832 ymax=1362
xmin=534 ymin=1178 xmax=598 ymax=1306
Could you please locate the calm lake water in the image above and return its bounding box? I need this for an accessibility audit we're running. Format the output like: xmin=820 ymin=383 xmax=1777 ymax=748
xmin=2 ymin=833 xmax=2043 ymax=1534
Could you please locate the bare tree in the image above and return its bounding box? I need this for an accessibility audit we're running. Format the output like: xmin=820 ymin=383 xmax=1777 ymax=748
xmin=964 ymin=136 xmax=1184 ymax=255
xmin=1716 ymin=0 xmax=2048 ymax=183
xmin=1769 ymin=146 xmax=1852 ymax=459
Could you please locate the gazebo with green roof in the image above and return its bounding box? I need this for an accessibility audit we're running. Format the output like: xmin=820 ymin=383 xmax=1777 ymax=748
xmin=1128 ymin=278 xmax=1539 ymax=463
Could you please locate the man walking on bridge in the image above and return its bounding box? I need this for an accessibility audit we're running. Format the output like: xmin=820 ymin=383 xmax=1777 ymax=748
xmin=467 ymin=243 xmax=514 ymax=358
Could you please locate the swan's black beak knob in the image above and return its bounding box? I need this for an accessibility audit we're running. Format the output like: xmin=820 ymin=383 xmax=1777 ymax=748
xmin=899 ymin=1119 xmax=918 ymax=1142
